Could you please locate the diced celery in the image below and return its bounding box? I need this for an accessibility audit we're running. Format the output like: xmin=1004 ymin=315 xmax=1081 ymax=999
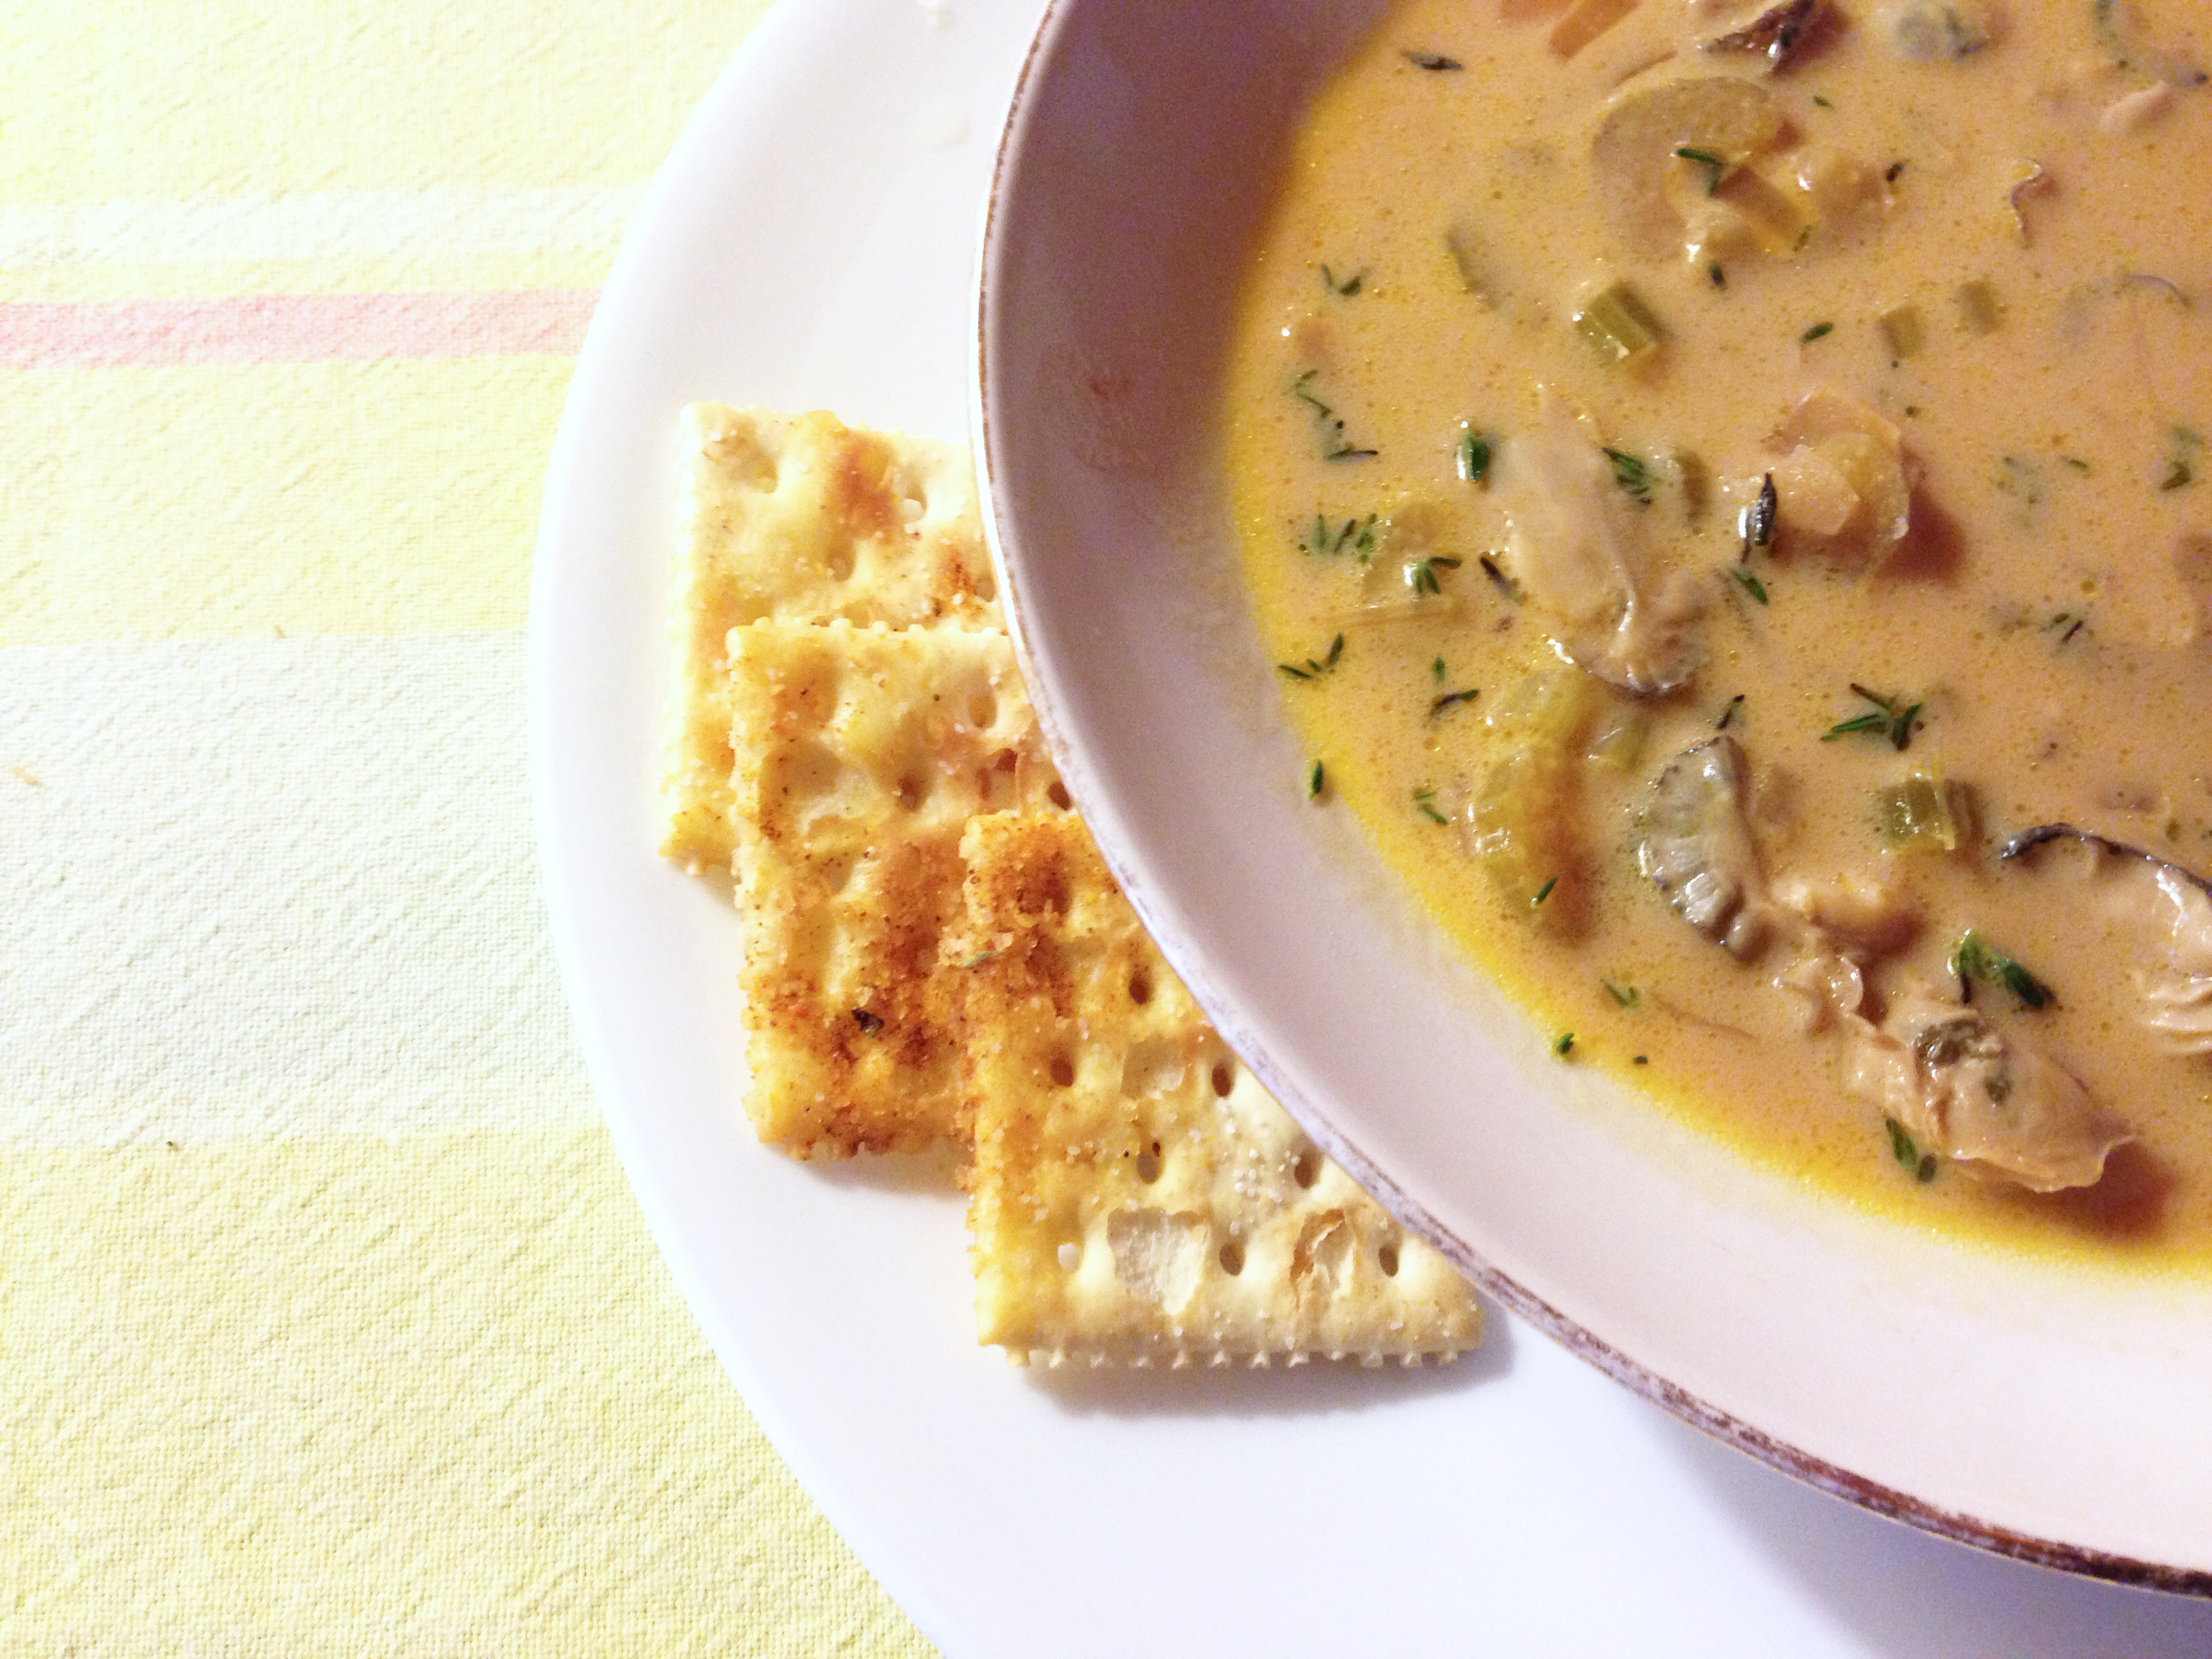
xmin=1877 ymin=302 xmax=1925 ymax=361
xmin=1467 ymin=670 xmax=1603 ymax=920
xmin=1875 ymin=773 xmax=1969 ymax=851
xmin=1573 ymin=281 xmax=1664 ymax=367
xmin=1955 ymin=278 xmax=2003 ymax=334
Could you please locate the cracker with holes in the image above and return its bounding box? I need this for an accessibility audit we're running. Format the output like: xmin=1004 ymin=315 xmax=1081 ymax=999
xmin=731 ymin=620 xmax=1065 ymax=1156
xmin=663 ymin=405 xmax=1002 ymax=871
xmin=957 ymin=812 xmax=1480 ymax=1365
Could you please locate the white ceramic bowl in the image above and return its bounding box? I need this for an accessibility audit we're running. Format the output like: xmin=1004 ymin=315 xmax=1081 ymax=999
xmin=973 ymin=0 xmax=2212 ymax=1587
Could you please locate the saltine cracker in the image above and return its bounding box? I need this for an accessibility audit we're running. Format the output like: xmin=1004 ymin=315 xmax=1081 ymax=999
xmin=663 ymin=405 xmax=1002 ymax=870
xmin=730 ymin=620 xmax=1065 ymax=1156
xmin=958 ymin=812 xmax=1480 ymax=1365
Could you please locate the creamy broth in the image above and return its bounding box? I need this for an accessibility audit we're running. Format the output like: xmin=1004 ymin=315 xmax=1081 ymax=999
xmin=1227 ymin=0 xmax=2212 ymax=1263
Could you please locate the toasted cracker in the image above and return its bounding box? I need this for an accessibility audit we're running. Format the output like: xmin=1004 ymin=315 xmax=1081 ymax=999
xmin=663 ymin=405 xmax=1002 ymax=871
xmin=730 ymin=621 xmax=1065 ymax=1156
xmin=958 ymin=813 xmax=1480 ymax=1366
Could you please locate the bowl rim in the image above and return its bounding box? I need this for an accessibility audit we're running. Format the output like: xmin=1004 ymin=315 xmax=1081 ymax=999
xmin=970 ymin=0 xmax=2212 ymax=1597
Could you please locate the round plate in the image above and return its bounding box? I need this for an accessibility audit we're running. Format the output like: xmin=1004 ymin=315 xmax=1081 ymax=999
xmin=531 ymin=0 xmax=2212 ymax=1650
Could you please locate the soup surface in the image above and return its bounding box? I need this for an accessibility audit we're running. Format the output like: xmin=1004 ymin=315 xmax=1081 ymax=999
xmin=1227 ymin=0 xmax=2212 ymax=1265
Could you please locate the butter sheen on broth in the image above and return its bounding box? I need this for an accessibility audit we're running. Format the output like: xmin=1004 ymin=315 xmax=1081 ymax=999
xmin=1227 ymin=0 xmax=2212 ymax=1264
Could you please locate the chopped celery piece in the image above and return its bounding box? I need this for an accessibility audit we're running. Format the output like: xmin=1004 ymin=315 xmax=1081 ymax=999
xmin=1877 ymin=302 xmax=1925 ymax=361
xmin=1445 ymin=222 xmax=1494 ymax=301
xmin=1875 ymin=773 xmax=1968 ymax=852
xmin=1955 ymin=278 xmax=2003 ymax=334
xmin=1468 ymin=670 xmax=1602 ymax=921
xmin=1573 ymin=281 xmax=1664 ymax=366
xmin=1712 ymin=165 xmax=1813 ymax=253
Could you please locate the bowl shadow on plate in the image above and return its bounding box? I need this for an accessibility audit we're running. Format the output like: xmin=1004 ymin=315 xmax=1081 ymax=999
xmin=1660 ymin=1410 xmax=2212 ymax=1654
xmin=1029 ymin=1290 xmax=1513 ymax=1421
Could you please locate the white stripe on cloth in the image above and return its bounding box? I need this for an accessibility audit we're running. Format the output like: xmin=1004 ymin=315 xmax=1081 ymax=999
xmin=0 ymin=631 xmax=594 ymax=1143
xmin=0 ymin=184 xmax=649 ymax=265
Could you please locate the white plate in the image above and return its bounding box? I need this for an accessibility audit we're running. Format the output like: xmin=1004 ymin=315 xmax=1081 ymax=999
xmin=529 ymin=0 xmax=2212 ymax=1650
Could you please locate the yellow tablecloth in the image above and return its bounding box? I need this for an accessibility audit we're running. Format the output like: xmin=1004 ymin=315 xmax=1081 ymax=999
xmin=1 ymin=3 xmax=934 ymax=1650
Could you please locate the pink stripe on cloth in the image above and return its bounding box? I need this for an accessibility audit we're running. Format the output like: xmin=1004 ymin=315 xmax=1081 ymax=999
xmin=0 ymin=289 xmax=599 ymax=367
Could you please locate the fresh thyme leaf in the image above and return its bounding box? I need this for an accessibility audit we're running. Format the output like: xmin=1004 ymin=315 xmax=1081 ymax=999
xmin=1553 ymin=1031 xmax=1575 ymax=1057
xmin=1822 ymin=712 xmax=1888 ymax=738
xmin=1402 ymin=47 xmax=1463 ymax=70
xmin=1603 ymin=447 xmax=1654 ymax=503
xmin=1729 ymin=567 xmax=1769 ymax=605
xmin=1457 ymin=425 xmax=1492 ymax=485
xmin=1427 ymin=687 xmax=1480 ymax=719
xmin=1885 ymin=1115 xmax=1919 ymax=1170
xmin=1292 ymin=369 xmax=1376 ymax=462
xmin=1413 ymin=786 xmax=1449 ymax=825
xmin=1951 ymin=930 xmax=2054 ymax=1009
xmin=1716 ymin=693 xmax=1744 ymax=731
xmin=1532 ymin=876 xmax=1557 ymax=907
xmin=1673 ymin=146 xmax=1727 ymax=194
xmin=1277 ymin=632 xmax=1345 ymax=682
xmin=1432 ymin=656 xmax=1446 ymax=682
xmin=1822 ymin=684 xmax=1921 ymax=749
xmin=1408 ymin=554 xmax=1462 ymax=596
xmin=1709 ymin=261 xmax=1726 ymax=289
xmin=2164 ymin=458 xmax=2194 ymax=490
xmin=1801 ymin=320 xmax=1835 ymax=344
xmin=1603 ymin=979 xmax=1641 ymax=1009
xmin=1477 ymin=554 xmax=1522 ymax=602
xmin=1308 ymin=760 xmax=1325 ymax=798
xmin=1813 ymin=93 xmax=1834 ymax=108
xmin=1319 ymin=263 xmax=1365 ymax=297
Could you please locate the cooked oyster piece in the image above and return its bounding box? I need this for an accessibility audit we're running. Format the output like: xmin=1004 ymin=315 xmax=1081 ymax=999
xmin=1843 ymin=989 xmax=2131 ymax=1192
xmin=2001 ymin=825 xmax=2212 ymax=1055
xmin=1635 ymin=735 xmax=1771 ymax=958
xmin=1497 ymin=392 xmax=1703 ymax=694
xmin=1704 ymin=0 xmax=1831 ymax=70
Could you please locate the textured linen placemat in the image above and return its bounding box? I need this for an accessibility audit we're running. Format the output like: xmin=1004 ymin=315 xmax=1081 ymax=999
xmin=0 ymin=3 xmax=935 ymax=1650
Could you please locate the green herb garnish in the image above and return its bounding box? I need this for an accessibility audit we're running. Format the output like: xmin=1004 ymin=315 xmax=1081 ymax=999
xmin=1291 ymin=369 xmax=1377 ymax=461
xmin=1457 ymin=425 xmax=1493 ymax=485
xmin=1673 ymin=146 xmax=1728 ymax=194
xmin=1801 ymin=320 xmax=1835 ymax=344
xmin=1553 ymin=1031 xmax=1576 ymax=1057
xmin=1401 ymin=48 xmax=1462 ymax=70
xmin=1532 ymin=876 xmax=1557 ymax=907
xmin=1951 ymin=930 xmax=2053 ymax=1009
xmin=1428 ymin=687 xmax=1480 ymax=719
xmin=1885 ymin=1116 xmax=1939 ymax=1182
xmin=1603 ymin=979 xmax=1641 ymax=1009
xmin=1408 ymin=554 xmax=1462 ymax=596
xmin=1477 ymin=554 xmax=1521 ymax=602
xmin=1604 ymin=447 xmax=1654 ymax=503
xmin=1821 ymin=683 xmax=1921 ymax=750
xmin=1308 ymin=760 xmax=1326 ymax=798
xmin=1729 ymin=567 xmax=1769 ymax=605
xmin=1277 ymin=632 xmax=1346 ymax=682
xmin=1413 ymin=785 xmax=1449 ymax=825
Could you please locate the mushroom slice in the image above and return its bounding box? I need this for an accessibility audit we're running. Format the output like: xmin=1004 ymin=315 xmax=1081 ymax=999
xmin=1704 ymin=0 xmax=1830 ymax=70
xmin=1635 ymin=735 xmax=1772 ymax=958
xmin=1845 ymin=990 xmax=2130 ymax=1192
xmin=1591 ymin=77 xmax=1784 ymax=260
xmin=2001 ymin=825 xmax=2212 ymax=1055
xmin=1877 ymin=0 xmax=1992 ymax=62
xmin=1497 ymin=392 xmax=1703 ymax=694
